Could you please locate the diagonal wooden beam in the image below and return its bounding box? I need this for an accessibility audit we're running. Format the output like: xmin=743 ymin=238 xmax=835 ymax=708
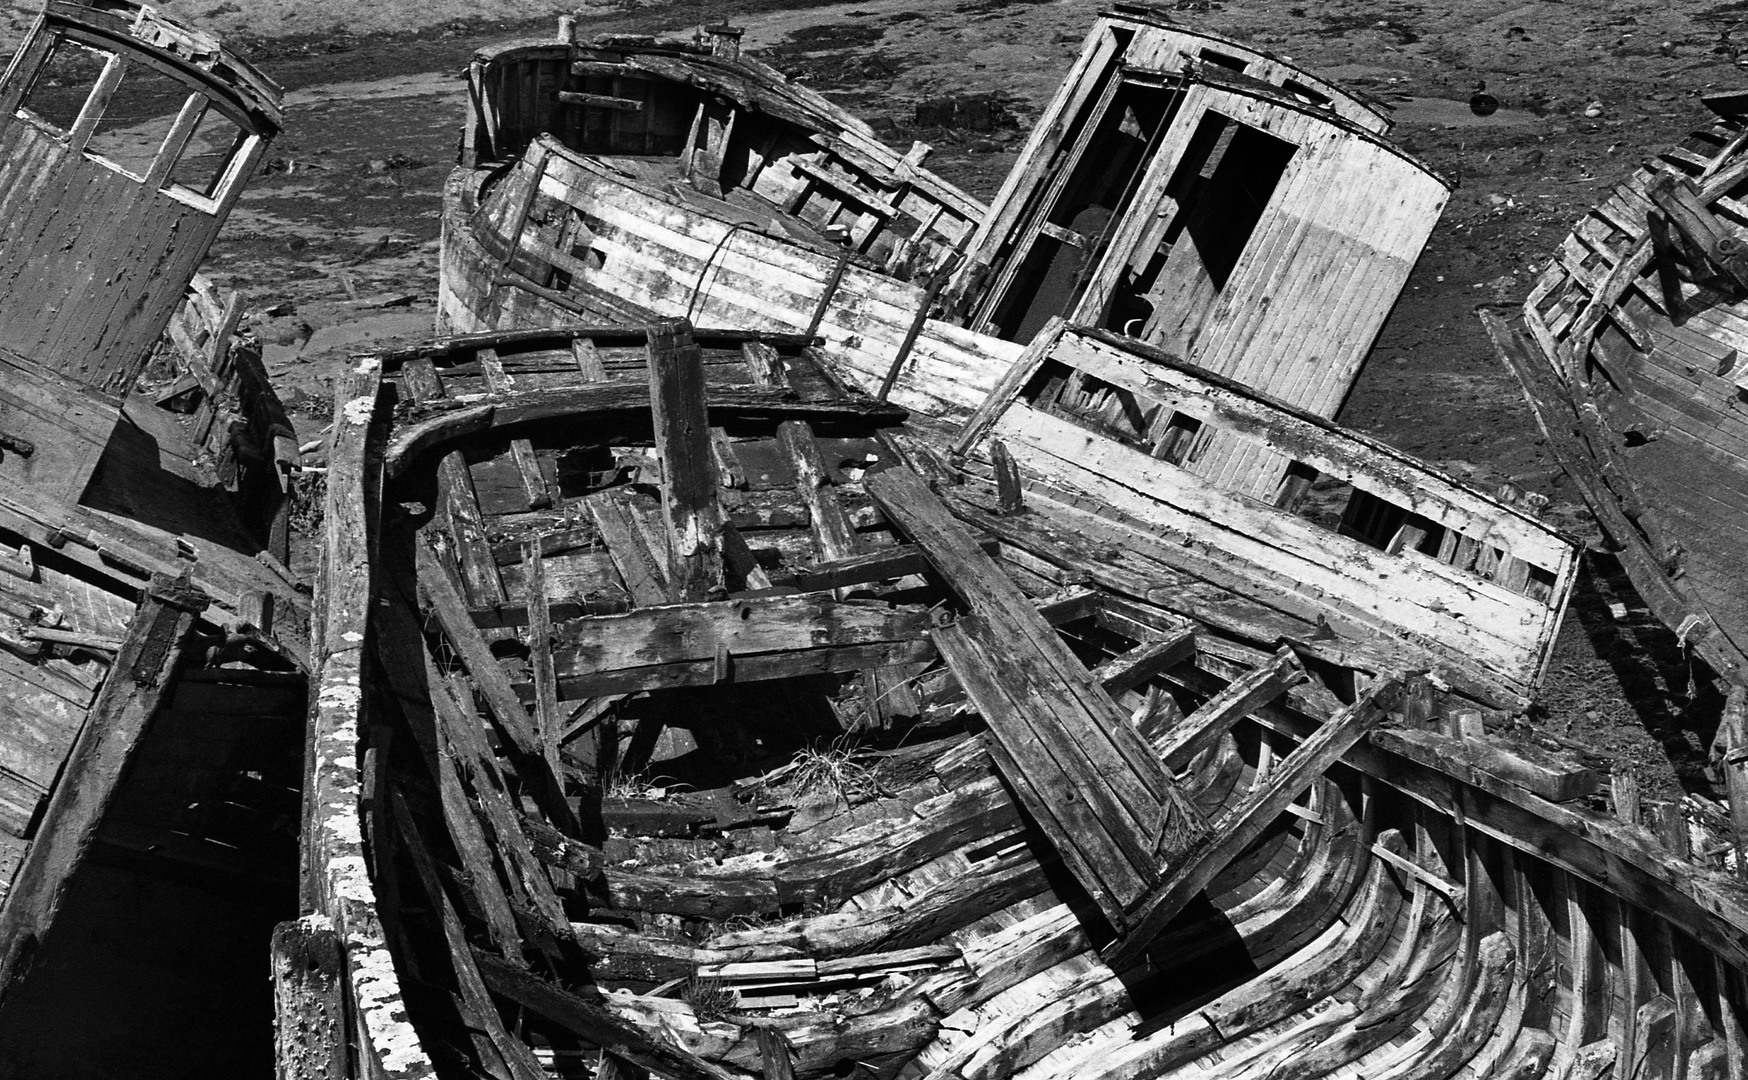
xmin=0 ymin=576 xmax=208 ymax=991
xmin=1154 ymin=646 xmax=1306 ymax=773
xmin=1105 ymin=673 xmax=1407 ymax=968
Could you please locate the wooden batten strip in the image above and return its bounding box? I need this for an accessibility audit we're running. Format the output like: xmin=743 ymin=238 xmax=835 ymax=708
xmin=647 ymin=319 xmax=726 ymax=600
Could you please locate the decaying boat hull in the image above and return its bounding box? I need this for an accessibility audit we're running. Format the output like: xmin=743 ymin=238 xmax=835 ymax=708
xmin=0 ymin=4 xmax=309 ymax=1072
xmin=299 ymin=318 xmax=1748 ymax=1080
xmin=1488 ymin=114 xmax=1748 ymax=691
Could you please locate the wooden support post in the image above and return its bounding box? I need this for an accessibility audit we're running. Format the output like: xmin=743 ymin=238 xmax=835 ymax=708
xmin=1105 ymin=673 xmax=1406 ymax=968
xmin=0 ymin=576 xmax=207 ymax=993
xmin=1612 ymin=767 xmax=1642 ymax=826
xmin=647 ymin=320 xmax=725 ymax=601
xmin=271 ymin=918 xmax=351 ymax=1080
xmin=1721 ymin=686 xmax=1748 ymax=882
xmin=522 ymin=539 xmax=562 ymax=767
xmin=990 ymin=439 xmax=1024 ymax=515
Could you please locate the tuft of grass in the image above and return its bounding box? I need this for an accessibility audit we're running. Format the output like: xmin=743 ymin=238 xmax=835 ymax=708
xmin=683 ymin=975 xmax=737 ymax=1021
xmin=790 ymin=739 xmax=883 ymax=805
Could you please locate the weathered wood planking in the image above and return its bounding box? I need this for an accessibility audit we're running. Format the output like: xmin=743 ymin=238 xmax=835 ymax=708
xmin=440 ymin=139 xmax=1024 ymax=421
xmin=868 ymin=466 xmax=1205 ymax=931
xmin=542 ymin=592 xmax=935 ymax=696
xmin=1044 ymin=78 xmax=1444 ymax=420
xmin=0 ymin=4 xmax=279 ymax=502
xmin=951 ymin=13 xmax=1398 ymax=341
xmin=961 ymin=326 xmax=1577 ymax=700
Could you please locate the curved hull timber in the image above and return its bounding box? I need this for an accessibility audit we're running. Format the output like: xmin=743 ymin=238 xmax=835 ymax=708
xmin=1488 ymin=115 xmax=1748 ymax=693
xmin=298 ymin=319 xmax=1748 ymax=1080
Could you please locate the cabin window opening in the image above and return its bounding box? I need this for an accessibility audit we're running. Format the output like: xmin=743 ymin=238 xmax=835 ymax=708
xmin=1272 ymin=460 xmax=1319 ymax=512
xmin=1521 ymin=564 xmax=1557 ymax=603
xmin=1337 ymin=488 xmax=1408 ymax=551
xmin=1198 ymin=48 xmax=1248 ymax=73
xmin=549 ymin=267 xmax=574 ymax=292
xmin=1047 ymin=371 xmax=1156 ymax=447
xmin=16 ymin=39 xmax=110 ymax=134
xmin=166 ymin=102 xmax=248 ymax=199
xmin=85 ymin=61 xmax=190 ymax=180
xmin=1281 ymin=79 xmax=1331 ymax=107
xmin=1161 ymin=114 xmax=1296 ymax=292
xmin=1151 ymin=411 xmax=1205 ymax=466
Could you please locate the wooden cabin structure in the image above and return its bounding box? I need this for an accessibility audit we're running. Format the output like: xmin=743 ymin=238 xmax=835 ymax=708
xmin=954 ymin=320 xmax=1577 ymax=709
xmin=943 ymin=6 xmax=1449 ymax=425
xmin=295 ymin=315 xmax=1748 ymax=1080
xmin=0 ymin=0 xmax=282 ymax=504
xmin=0 ymin=5 xmax=307 ymax=1073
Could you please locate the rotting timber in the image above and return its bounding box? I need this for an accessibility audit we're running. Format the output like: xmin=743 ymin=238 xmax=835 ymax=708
xmin=299 ymin=314 xmax=1748 ymax=1080
xmin=1486 ymin=102 xmax=1748 ymax=929
xmin=0 ymin=3 xmax=309 ymax=1074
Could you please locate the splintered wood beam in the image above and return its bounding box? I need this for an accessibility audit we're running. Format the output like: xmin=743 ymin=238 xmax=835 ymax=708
xmin=777 ymin=422 xmax=858 ymax=562
xmin=990 ymin=439 xmax=1024 ymax=515
xmin=471 ymin=950 xmax=741 ymax=1080
xmin=648 ymin=319 xmax=726 ymax=601
xmin=481 ymin=348 xmax=553 ymax=509
xmin=867 ymin=466 xmax=1201 ymax=844
xmin=387 ymin=385 xmax=907 ymax=477
xmin=0 ymin=576 xmax=208 ymax=988
xmin=1154 ymin=646 xmax=1306 ymax=773
xmin=1647 ymin=174 xmax=1748 ymax=292
xmin=786 ymin=538 xmax=998 ymax=593
xmin=1722 ymin=686 xmax=1748 ymax=882
xmin=1090 ymin=629 xmax=1196 ymax=701
xmin=1105 ymin=673 xmax=1406 ymax=968
xmin=414 ymin=542 xmax=582 ymax=837
xmin=586 ymin=490 xmax=671 ymax=606
xmin=389 ymin=792 xmax=549 ymax=1080
xmin=522 ymin=539 xmax=562 ymax=766
xmin=402 ymin=357 xmax=509 ymax=614
xmin=541 ymin=593 xmax=935 ymax=697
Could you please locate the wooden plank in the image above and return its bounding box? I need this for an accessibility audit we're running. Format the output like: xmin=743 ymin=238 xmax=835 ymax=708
xmin=1105 ymin=673 xmax=1405 ymax=967
xmin=522 ymin=539 xmax=563 ymax=769
xmin=1153 ymin=646 xmax=1305 ymax=773
xmin=386 ymin=384 xmax=908 ymax=480
xmin=0 ymin=577 xmax=206 ymax=987
xmin=1088 ymin=629 xmax=1196 ymax=700
xmin=472 ymin=950 xmax=740 ymax=1080
xmin=866 ymin=467 xmax=1195 ymax=831
xmin=648 ymin=319 xmax=724 ymax=600
xmin=586 ymin=490 xmax=670 ymax=606
xmin=777 ymin=422 xmax=858 ymax=562
xmin=414 ymin=542 xmax=581 ymax=836
xmin=402 ymin=357 xmax=508 ymax=613
xmin=547 ymin=593 xmax=933 ymax=695
xmin=480 ymin=348 xmax=552 ymax=509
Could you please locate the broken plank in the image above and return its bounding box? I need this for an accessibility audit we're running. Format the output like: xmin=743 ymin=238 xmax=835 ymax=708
xmin=648 ymin=319 xmax=726 ymax=601
xmin=1090 ymin=629 xmax=1196 ymax=700
xmin=0 ymin=578 xmax=207 ymax=987
xmin=403 ymin=357 xmax=509 ymax=614
xmin=472 ymin=950 xmax=741 ymax=1080
xmin=1155 ymin=647 xmax=1308 ymax=773
xmin=586 ymin=490 xmax=671 ymax=606
xmin=522 ymin=539 xmax=563 ymax=768
xmin=866 ymin=467 xmax=1201 ymax=857
xmin=1106 ymin=673 xmax=1406 ymax=968
xmin=785 ymin=538 xmax=1000 ymax=593
xmin=777 ymin=421 xmax=858 ymax=563
xmin=414 ymin=542 xmax=581 ymax=836
xmin=481 ymin=347 xmax=553 ymax=509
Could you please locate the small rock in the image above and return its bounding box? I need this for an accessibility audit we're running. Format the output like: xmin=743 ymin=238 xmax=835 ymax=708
xmin=365 ymin=158 xmax=389 ymax=174
xmin=1583 ymin=101 xmax=1604 ymax=118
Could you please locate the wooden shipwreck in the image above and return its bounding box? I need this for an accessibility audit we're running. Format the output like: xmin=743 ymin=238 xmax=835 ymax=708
xmin=1485 ymin=109 xmax=1748 ymax=695
xmin=0 ymin=3 xmax=308 ymax=1072
xmin=294 ymin=315 xmax=1748 ymax=1080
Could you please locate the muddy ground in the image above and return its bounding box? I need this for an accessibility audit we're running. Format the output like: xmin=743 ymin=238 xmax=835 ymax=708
xmin=14 ymin=0 xmax=1745 ymax=801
